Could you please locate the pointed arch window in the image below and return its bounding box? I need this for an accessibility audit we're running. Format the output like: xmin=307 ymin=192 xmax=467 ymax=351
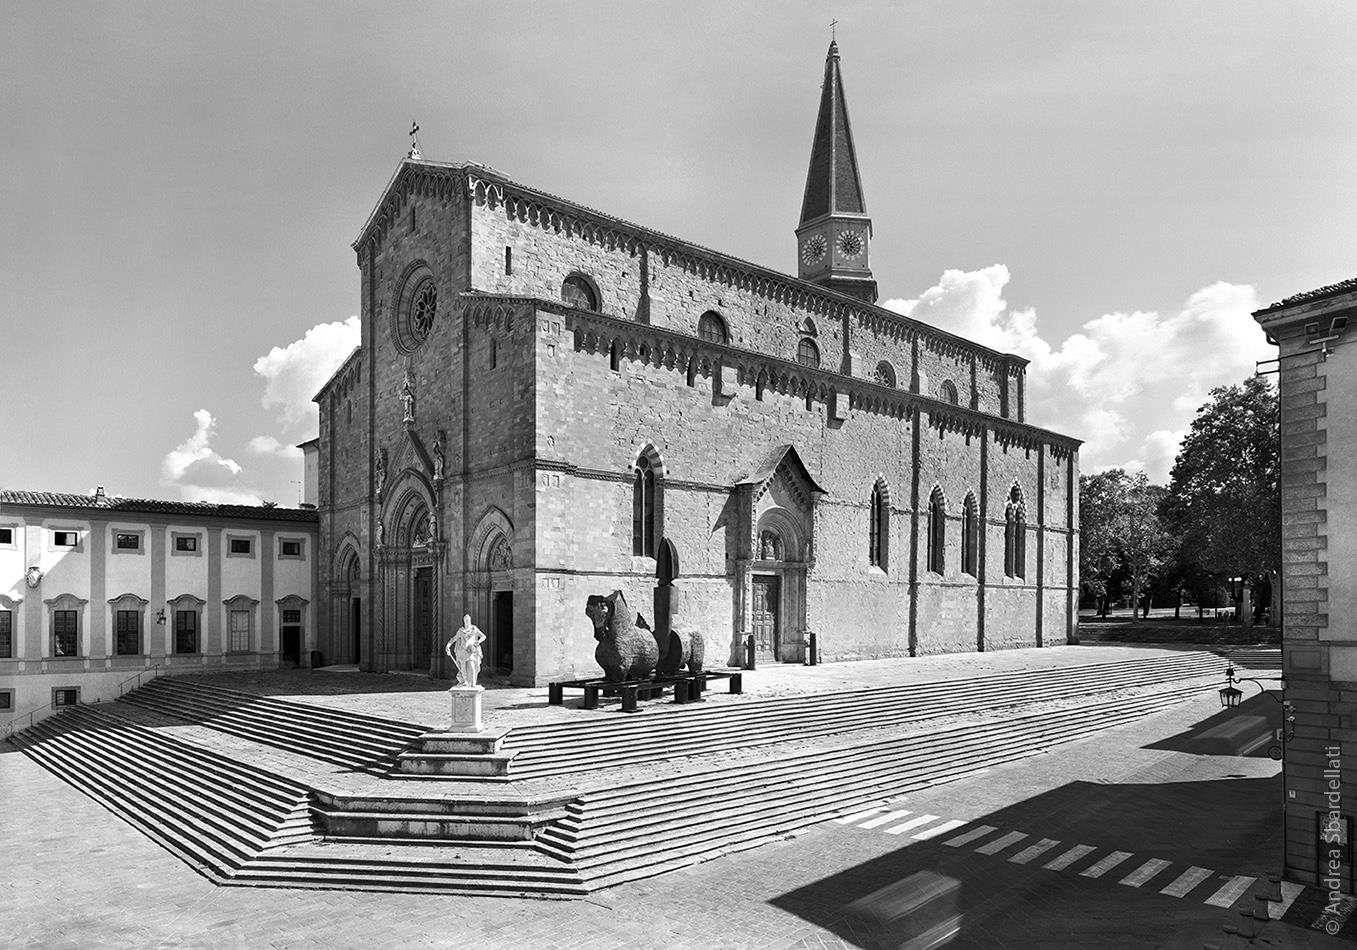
xmin=961 ymin=492 xmax=979 ymax=577
xmin=1005 ymin=485 xmax=1027 ymax=579
xmin=697 ymin=311 xmax=729 ymax=344
xmin=869 ymin=481 xmax=889 ymax=571
xmin=797 ymin=338 xmax=821 ymax=367
xmin=927 ymin=488 xmax=947 ymax=575
xmin=632 ymin=454 xmax=659 ymax=557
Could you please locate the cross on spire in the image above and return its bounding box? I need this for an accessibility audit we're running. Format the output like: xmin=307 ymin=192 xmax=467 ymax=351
xmin=407 ymin=120 xmax=422 ymax=160
xmin=830 ymin=18 xmax=838 ymax=41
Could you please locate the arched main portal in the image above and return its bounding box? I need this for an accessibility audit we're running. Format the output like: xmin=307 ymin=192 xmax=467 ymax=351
xmin=378 ymin=480 xmax=444 ymax=673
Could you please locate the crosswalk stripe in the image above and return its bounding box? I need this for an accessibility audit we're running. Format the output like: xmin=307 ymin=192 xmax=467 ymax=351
xmin=911 ymin=818 xmax=968 ymax=840
xmin=833 ymin=807 xmax=884 ymax=824
xmin=1043 ymin=844 xmax=1096 ymax=871
xmin=1160 ymin=866 xmax=1214 ymax=898
xmin=975 ymin=831 xmax=1029 ymax=855
xmin=1274 ymin=881 xmax=1304 ymax=918
xmin=1009 ymin=838 xmax=1061 ymax=865
xmin=884 ymin=814 xmax=940 ymax=835
xmin=858 ymin=810 xmax=911 ymax=829
xmin=1080 ymin=851 xmax=1134 ymax=878
xmin=1204 ymin=875 xmax=1256 ymax=909
xmin=943 ymin=824 xmax=999 ymax=847
xmin=1119 ymin=858 xmax=1171 ymax=888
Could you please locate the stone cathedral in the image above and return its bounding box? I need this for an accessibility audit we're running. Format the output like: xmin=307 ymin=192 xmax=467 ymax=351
xmin=314 ymin=42 xmax=1081 ymax=685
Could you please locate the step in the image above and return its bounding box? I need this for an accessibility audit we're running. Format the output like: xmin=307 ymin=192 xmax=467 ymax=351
xmin=538 ymin=686 xmax=1207 ymax=885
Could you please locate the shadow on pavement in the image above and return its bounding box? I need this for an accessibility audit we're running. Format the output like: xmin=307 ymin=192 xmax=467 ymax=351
xmin=1144 ymin=693 xmax=1282 ymax=758
xmin=770 ymin=776 xmax=1283 ymax=949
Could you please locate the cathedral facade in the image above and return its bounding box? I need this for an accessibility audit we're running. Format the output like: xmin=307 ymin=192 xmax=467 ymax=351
xmin=315 ymin=44 xmax=1081 ymax=685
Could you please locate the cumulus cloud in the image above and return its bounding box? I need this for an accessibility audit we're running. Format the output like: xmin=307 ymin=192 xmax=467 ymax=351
xmin=248 ymin=435 xmax=303 ymax=459
xmin=161 ymin=410 xmax=261 ymax=505
xmin=884 ymin=269 xmax=1271 ymax=481
xmin=252 ymin=315 xmax=360 ymax=432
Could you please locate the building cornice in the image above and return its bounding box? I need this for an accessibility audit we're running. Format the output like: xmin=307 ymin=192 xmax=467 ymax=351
xmin=458 ymin=293 xmax=1079 ymax=454
xmin=352 ymin=160 xmax=1030 ymax=372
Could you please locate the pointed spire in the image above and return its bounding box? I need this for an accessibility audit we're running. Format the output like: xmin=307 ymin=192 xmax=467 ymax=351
xmin=799 ymin=40 xmax=866 ymax=226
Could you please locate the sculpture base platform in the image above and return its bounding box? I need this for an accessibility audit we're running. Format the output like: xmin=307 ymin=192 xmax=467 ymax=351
xmin=394 ymin=725 xmax=516 ymax=779
xmin=449 ymin=684 xmax=484 ymax=732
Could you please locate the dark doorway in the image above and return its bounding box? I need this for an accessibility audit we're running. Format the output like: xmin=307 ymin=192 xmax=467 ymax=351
xmin=281 ymin=624 xmax=302 ymax=665
xmin=751 ymin=575 xmax=780 ymax=655
xmin=413 ymin=568 xmax=433 ymax=668
xmin=350 ymin=597 xmax=362 ymax=664
xmin=492 ymin=590 xmax=514 ymax=672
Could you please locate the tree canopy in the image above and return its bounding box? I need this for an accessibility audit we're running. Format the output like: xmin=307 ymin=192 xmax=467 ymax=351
xmin=1080 ymin=468 xmax=1172 ymax=619
xmin=1161 ymin=375 xmax=1280 ymax=580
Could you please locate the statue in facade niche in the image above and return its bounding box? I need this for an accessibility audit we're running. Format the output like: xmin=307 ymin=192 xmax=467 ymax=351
xmin=374 ymin=447 xmax=387 ymax=499
xmin=426 ymin=509 xmax=439 ymax=544
xmin=376 ymin=520 xmax=385 ymax=549
xmin=432 ymin=433 xmax=445 ymax=480
xmin=445 ymin=614 xmax=486 ymax=687
xmin=400 ymin=372 xmax=416 ymax=424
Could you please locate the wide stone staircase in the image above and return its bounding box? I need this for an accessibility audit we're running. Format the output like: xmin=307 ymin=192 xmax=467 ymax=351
xmin=117 ymin=675 xmax=427 ymax=773
xmin=534 ymin=677 xmax=1220 ymax=890
xmin=502 ymin=652 xmax=1226 ymax=780
xmin=9 ymin=704 xmax=317 ymax=881
xmin=8 ymin=651 xmax=1236 ymax=896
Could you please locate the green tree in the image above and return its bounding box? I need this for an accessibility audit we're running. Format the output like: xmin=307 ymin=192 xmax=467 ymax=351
xmin=1080 ymin=469 xmax=1173 ymax=620
xmin=1161 ymin=375 xmax=1280 ymax=625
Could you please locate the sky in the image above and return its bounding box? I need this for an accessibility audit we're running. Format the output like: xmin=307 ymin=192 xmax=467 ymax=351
xmin=3 ymin=1 xmax=1354 ymax=504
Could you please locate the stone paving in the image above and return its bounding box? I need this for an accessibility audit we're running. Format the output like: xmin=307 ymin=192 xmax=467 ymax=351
xmin=5 ymin=643 xmax=1345 ymax=949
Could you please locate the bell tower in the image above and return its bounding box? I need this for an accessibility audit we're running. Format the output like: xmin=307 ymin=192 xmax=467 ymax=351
xmin=795 ymin=40 xmax=877 ymax=304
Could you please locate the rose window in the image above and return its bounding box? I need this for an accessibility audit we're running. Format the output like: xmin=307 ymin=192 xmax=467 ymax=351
xmin=411 ymin=281 xmax=437 ymax=343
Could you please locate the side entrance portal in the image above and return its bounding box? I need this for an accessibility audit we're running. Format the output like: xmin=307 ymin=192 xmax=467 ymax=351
xmin=751 ymin=574 xmax=781 ymax=658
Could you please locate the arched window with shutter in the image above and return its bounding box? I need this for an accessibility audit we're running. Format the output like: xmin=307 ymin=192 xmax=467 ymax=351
xmin=869 ymin=480 xmax=890 ymax=571
xmin=1005 ymin=484 xmax=1027 ymax=579
xmin=962 ymin=491 xmax=979 ymax=577
xmin=927 ymin=487 xmax=947 ymax=575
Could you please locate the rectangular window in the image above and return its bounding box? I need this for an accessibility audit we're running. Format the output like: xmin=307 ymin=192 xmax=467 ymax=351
xmin=280 ymin=539 xmax=302 ymax=558
xmin=174 ymin=611 xmax=198 ymax=654
xmin=229 ymin=538 xmax=253 ymax=555
xmin=52 ymin=687 xmax=79 ymax=708
xmin=0 ymin=691 xmax=12 ymax=711
xmin=504 ymin=245 xmax=513 ymax=274
xmin=0 ymin=527 xmax=13 ymax=545
xmin=115 ymin=610 xmax=141 ymax=655
xmin=228 ymin=610 xmax=250 ymax=652
xmin=53 ymin=530 xmax=78 ymax=547
xmin=53 ymin=610 xmax=78 ymax=656
xmin=173 ymin=534 xmax=199 ymax=554
xmin=0 ymin=610 xmax=11 ymax=658
xmin=282 ymin=609 xmax=301 ymax=625
xmin=115 ymin=533 xmax=140 ymax=550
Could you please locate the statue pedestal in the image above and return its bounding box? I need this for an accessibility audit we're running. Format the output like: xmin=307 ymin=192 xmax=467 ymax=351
xmin=449 ymin=684 xmax=484 ymax=732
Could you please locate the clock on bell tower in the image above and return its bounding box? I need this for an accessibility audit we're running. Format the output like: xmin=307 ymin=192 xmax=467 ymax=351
xmin=794 ymin=40 xmax=877 ymax=304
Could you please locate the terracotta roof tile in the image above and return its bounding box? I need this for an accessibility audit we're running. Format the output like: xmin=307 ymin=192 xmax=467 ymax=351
xmin=0 ymin=490 xmax=318 ymax=523
xmin=1258 ymin=276 xmax=1357 ymax=313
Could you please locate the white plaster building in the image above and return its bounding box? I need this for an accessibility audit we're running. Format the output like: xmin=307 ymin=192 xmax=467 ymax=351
xmin=0 ymin=489 xmax=318 ymax=731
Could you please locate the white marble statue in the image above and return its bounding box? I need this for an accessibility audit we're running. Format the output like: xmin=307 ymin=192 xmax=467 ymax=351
xmin=445 ymin=614 xmax=486 ymax=687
